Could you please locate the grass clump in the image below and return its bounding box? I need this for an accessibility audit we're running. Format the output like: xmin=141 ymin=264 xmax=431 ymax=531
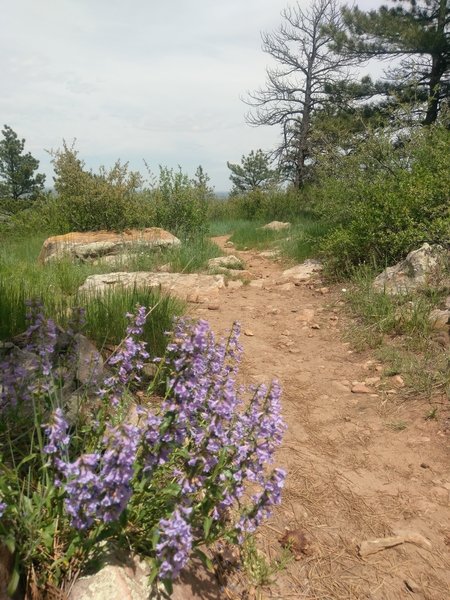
xmin=345 ymin=266 xmax=450 ymax=400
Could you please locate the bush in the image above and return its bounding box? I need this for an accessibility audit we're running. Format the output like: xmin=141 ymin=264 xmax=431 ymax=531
xmin=150 ymin=166 xmax=211 ymax=240
xmin=49 ymin=142 xmax=150 ymax=232
xmin=316 ymin=119 xmax=450 ymax=276
xmin=0 ymin=306 xmax=286 ymax=597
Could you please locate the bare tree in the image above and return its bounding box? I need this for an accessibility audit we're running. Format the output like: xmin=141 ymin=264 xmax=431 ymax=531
xmin=246 ymin=0 xmax=356 ymax=188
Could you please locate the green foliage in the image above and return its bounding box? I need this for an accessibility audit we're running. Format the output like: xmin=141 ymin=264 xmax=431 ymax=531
xmin=329 ymin=0 xmax=450 ymax=124
xmin=242 ymin=536 xmax=293 ymax=587
xmin=316 ymin=118 xmax=450 ymax=275
xmin=49 ymin=141 xmax=148 ymax=232
xmin=345 ymin=266 xmax=449 ymax=399
xmin=0 ymin=233 xmax=225 ymax=343
xmin=0 ymin=125 xmax=45 ymax=200
xmin=150 ymin=166 xmax=211 ymax=240
xmin=227 ymin=149 xmax=279 ymax=195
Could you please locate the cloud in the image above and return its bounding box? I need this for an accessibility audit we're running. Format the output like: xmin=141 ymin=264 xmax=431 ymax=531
xmin=1 ymin=0 xmax=383 ymax=191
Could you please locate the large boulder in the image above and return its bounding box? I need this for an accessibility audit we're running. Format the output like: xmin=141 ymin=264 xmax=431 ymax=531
xmin=78 ymin=272 xmax=225 ymax=304
xmin=373 ymin=244 xmax=449 ymax=295
xmin=38 ymin=228 xmax=181 ymax=264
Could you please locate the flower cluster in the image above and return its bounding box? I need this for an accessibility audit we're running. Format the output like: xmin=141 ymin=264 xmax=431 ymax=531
xmin=156 ymin=508 xmax=193 ymax=579
xmin=1 ymin=300 xmax=58 ymax=410
xmin=32 ymin=307 xmax=287 ymax=582
xmin=98 ymin=306 xmax=149 ymax=407
xmin=24 ymin=299 xmax=57 ymax=379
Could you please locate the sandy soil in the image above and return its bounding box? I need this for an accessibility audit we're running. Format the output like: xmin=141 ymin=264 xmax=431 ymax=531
xmin=190 ymin=237 xmax=450 ymax=600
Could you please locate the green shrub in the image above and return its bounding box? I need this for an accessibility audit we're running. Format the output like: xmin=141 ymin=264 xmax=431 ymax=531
xmin=150 ymin=166 xmax=211 ymax=240
xmin=49 ymin=142 xmax=149 ymax=232
xmin=316 ymin=119 xmax=450 ymax=276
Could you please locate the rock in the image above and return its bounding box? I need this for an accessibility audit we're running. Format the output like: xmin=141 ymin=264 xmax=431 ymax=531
xmin=359 ymin=530 xmax=432 ymax=557
xmin=405 ymin=579 xmax=422 ymax=593
xmin=445 ymin=296 xmax=450 ymax=310
xmin=74 ymin=334 xmax=103 ymax=386
xmin=260 ymin=221 xmax=291 ymax=231
xmin=78 ymin=272 xmax=225 ymax=304
xmin=278 ymin=282 xmax=295 ymax=291
xmin=259 ymin=250 xmax=280 ymax=259
xmin=244 ymin=330 xmax=254 ymax=337
xmin=213 ymin=267 xmax=257 ymax=280
xmin=392 ymin=374 xmax=405 ymax=387
xmin=319 ymin=287 xmax=329 ymax=294
xmin=279 ymin=260 xmax=323 ymax=284
xmin=351 ymin=383 xmax=372 ymax=394
xmin=227 ymin=280 xmax=243 ymax=290
xmin=208 ymin=255 xmax=243 ymax=270
xmin=39 ymin=228 xmax=181 ymax=264
xmin=224 ymin=240 xmax=234 ymax=248
xmin=310 ymin=323 xmax=320 ymax=330
xmin=332 ymin=380 xmax=351 ymax=393
xmin=429 ymin=308 xmax=450 ymax=330
xmin=69 ymin=551 xmax=151 ymax=600
xmin=207 ymin=303 xmax=220 ymax=311
xmin=249 ymin=280 xmax=266 ymax=289
xmin=373 ymin=243 xmax=449 ymax=295
xmin=365 ymin=376 xmax=380 ymax=386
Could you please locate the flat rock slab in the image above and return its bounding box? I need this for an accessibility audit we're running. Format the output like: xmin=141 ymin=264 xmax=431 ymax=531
xmin=39 ymin=228 xmax=181 ymax=263
xmin=279 ymin=259 xmax=323 ymax=284
xmin=78 ymin=272 xmax=225 ymax=304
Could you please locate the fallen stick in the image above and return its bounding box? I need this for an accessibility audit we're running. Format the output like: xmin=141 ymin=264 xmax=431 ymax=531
xmin=359 ymin=530 xmax=432 ymax=558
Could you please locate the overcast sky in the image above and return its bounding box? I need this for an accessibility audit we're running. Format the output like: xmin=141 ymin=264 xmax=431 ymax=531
xmin=2 ymin=0 xmax=381 ymax=192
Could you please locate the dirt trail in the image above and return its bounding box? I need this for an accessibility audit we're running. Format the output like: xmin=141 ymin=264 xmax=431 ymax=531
xmin=193 ymin=237 xmax=450 ymax=600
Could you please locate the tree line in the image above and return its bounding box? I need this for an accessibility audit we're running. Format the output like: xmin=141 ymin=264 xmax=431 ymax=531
xmin=228 ymin=0 xmax=449 ymax=194
xmin=1 ymin=0 xmax=448 ymax=200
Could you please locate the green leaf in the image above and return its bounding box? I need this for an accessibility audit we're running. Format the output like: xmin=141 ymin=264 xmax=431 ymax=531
xmin=162 ymin=578 xmax=173 ymax=595
xmin=203 ymin=516 xmax=213 ymax=539
xmin=148 ymin=562 xmax=159 ymax=585
xmin=7 ymin=566 xmax=20 ymax=596
xmin=3 ymin=535 xmax=15 ymax=554
xmin=194 ymin=549 xmax=214 ymax=572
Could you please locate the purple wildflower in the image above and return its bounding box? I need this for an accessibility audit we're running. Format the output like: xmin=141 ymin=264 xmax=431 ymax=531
xmin=60 ymin=423 xmax=141 ymax=529
xmin=24 ymin=300 xmax=57 ymax=378
xmin=43 ymin=408 xmax=70 ymax=455
xmin=156 ymin=508 xmax=193 ymax=579
xmin=0 ymin=502 xmax=6 ymax=517
xmin=98 ymin=305 xmax=149 ymax=407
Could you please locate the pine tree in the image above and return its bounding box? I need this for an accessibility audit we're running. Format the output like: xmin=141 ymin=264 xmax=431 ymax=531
xmin=0 ymin=125 xmax=45 ymax=200
xmin=227 ymin=149 xmax=279 ymax=195
xmin=329 ymin=0 xmax=449 ymax=124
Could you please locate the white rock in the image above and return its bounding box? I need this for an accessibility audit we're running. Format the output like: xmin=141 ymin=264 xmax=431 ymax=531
xmin=78 ymin=272 xmax=225 ymax=304
xmin=260 ymin=221 xmax=291 ymax=231
xmin=429 ymin=308 xmax=450 ymax=330
xmin=279 ymin=260 xmax=323 ymax=284
xmin=208 ymin=255 xmax=243 ymax=270
xmin=39 ymin=228 xmax=181 ymax=264
xmin=373 ymin=243 xmax=449 ymax=295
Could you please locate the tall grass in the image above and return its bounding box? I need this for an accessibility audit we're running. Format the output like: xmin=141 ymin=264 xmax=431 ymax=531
xmin=345 ymin=265 xmax=449 ymax=399
xmin=0 ymin=232 xmax=221 ymax=346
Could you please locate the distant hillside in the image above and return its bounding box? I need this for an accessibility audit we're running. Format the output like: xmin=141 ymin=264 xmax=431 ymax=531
xmin=215 ymin=191 xmax=229 ymax=200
